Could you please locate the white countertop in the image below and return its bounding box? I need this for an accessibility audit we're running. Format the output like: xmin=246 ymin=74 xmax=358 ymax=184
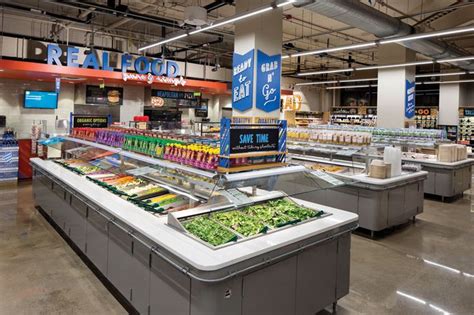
xmin=336 ymin=171 xmax=428 ymax=185
xmin=31 ymin=158 xmax=358 ymax=272
xmin=402 ymin=157 xmax=474 ymax=167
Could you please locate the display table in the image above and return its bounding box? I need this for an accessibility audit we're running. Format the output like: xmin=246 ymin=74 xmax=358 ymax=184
xmin=31 ymin=158 xmax=358 ymax=315
xmin=402 ymin=157 xmax=474 ymax=201
xmin=290 ymin=154 xmax=427 ymax=236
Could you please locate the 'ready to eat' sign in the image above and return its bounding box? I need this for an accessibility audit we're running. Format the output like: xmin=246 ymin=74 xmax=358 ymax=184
xmin=230 ymin=128 xmax=279 ymax=154
xmin=232 ymin=50 xmax=254 ymax=112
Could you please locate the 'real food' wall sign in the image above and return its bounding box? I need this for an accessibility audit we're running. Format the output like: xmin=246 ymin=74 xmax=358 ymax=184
xmin=46 ymin=44 xmax=186 ymax=86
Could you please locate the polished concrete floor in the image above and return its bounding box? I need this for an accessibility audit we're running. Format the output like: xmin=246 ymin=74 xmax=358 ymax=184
xmin=0 ymin=181 xmax=473 ymax=314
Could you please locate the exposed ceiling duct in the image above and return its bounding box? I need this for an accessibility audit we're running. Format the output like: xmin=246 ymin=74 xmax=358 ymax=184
xmin=294 ymin=0 xmax=474 ymax=70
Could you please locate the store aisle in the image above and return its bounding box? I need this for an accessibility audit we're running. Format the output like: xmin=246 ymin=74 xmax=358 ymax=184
xmin=0 ymin=181 xmax=472 ymax=314
xmin=0 ymin=182 xmax=126 ymax=315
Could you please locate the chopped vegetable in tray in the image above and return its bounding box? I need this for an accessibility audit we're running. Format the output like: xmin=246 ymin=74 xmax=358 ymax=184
xmin=183 ymin=216 xmax=237 ymax=246
xmin=211 ymin=210 xmax=267 ymax=237
xmin=267 ymin=199 xmax=320 ymax=221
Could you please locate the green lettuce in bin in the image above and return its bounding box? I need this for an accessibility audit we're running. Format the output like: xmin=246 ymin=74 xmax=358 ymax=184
xmin=211 ymin=210 xmax=267 ymax=237
xmin=183 ymin=216 xmax=237 ymax=247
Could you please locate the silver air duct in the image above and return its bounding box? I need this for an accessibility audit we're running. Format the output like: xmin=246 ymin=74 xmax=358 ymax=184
xmin=294 ymin=0 xmax=474 ymax=70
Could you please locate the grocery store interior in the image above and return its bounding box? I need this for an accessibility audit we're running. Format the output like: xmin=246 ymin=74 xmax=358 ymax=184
xmin=0 ymin=0 xmax=473 ymax=314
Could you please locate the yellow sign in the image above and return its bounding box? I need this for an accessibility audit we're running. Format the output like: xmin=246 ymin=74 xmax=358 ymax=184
xmin=283 ymin=94 xmax=302 ymax=111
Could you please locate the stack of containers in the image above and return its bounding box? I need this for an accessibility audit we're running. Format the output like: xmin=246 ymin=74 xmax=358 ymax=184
xmin=383 ymin=146 xmax=402 ymax=177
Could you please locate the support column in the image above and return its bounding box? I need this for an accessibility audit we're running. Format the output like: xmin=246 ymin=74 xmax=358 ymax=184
xmin=232 ymin=0 xmax=282 ymax=120
xmin=439 ymin=75 xmax=462 ymax=126
xmin=376 ymin=44 xmax=416 ymax=128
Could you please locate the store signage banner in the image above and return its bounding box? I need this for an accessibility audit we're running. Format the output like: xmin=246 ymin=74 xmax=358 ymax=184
xmin=47 ymin=44 xmax=181 ymax=77
xmin=232 ymin=50 xmax=254 ymax=112
xmin=153 ymin=90 xmax=200 ymax=100
xmin=256 ymin=50 xmax=281 ymax=112
xmin=405 ymin=80 xmax=416 ymax=119
xmin=230 ymin=128 xmax=278 ymax=154
xmin=72 ymin=116 xmax=109 ymax=128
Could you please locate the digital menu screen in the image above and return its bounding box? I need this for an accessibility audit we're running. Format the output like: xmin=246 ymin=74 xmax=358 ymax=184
xmin=24 ymin=91 xmax=58 ymax=109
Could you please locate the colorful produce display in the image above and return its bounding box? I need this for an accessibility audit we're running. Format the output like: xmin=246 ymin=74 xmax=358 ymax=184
xmin=54 ymin=158 xmax=190 ymax=214
xmin=164 ymin=143 xmax=219 ymax=170
xmin=182 ymin=198 xmax=325 ymax=247
xmin=96 ymin=128 xmax=125 ymax=147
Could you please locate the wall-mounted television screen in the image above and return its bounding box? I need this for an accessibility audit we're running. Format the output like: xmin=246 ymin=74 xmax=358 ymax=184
xmin=24 ymin=91 xmax=58 ymax=109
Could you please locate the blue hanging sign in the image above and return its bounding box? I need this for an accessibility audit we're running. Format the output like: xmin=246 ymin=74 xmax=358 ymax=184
xmin=232 ymin=50 xmax=254 ymax=112
xmin=256 ymin=50 xmax=281 ymax=113
xmin=405 ymin=79 xmax=416 ymax=119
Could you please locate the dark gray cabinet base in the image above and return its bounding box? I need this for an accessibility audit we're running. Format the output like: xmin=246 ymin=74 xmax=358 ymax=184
xmin=33 ymin=165 xmax=353 ymax=315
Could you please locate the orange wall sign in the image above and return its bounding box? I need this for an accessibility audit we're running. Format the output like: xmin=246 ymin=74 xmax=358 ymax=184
xmin=282 ymin=94 xmax=302 ymax=111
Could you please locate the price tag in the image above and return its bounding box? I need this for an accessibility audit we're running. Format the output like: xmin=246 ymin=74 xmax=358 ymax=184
xmin=126 ymin=166 xmax=157 ymax=176
xmin=311 ymin=170 xmax=344 ymax=186
xmin=220 ymin=188 xmax=252 ymax=206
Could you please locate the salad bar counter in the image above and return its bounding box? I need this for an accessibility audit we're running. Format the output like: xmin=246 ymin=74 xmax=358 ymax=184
xmin=31 ymin=137 xmax=358 ymax=315
xmin=290 ymin=154 xmax=427 ymax=236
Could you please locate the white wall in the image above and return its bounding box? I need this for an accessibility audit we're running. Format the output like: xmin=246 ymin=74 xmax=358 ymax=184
xmin=121 ymin=86 xmax=145 ymax=123
xmin=0 ymin=78 xmax=74 ymax=138
xmin=291 ymin=86 xmax=333 ymax=112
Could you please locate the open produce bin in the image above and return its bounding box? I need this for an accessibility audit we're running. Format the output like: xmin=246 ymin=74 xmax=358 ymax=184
xmin=168 ymin=196 xmax=330 ymax=249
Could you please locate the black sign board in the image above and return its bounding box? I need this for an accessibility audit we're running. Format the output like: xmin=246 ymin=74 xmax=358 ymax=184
xmin=73 ymin=116 xmax=109 ymax=128
xmin=230 ymin=128 xmax=279 ymax=154
xmin=152 ymin=89 xmax=201 ymax=100
xmin=86 ymin=86 xmax=123 ymax=106
xmin=464 ymin=108 xmax=474 ymax=117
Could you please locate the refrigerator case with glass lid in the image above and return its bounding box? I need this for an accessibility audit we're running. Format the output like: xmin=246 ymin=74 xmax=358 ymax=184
xmin=31 ymin=137 xmax=358 ymax=315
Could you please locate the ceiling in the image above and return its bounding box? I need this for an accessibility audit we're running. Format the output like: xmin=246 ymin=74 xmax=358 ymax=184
xmin=1 ymin=0 xmax=473 ymax=79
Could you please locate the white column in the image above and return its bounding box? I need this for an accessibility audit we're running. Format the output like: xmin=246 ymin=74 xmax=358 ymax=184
xmin=439 ymin=82 xmax=461 ymax=126
xmin=376 ymin=44 xmax=416 ymax=128
xmin=232 ymin=0 xmax=282 ymax=119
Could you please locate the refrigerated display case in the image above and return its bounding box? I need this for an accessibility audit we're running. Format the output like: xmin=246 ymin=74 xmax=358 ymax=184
xmin=289 ymin=153 xmax=427 ymax=236
xmin=31 ymin=137 xmax=358 ymax=315
xmin=288 ymin=126 xmax=473 ymax=201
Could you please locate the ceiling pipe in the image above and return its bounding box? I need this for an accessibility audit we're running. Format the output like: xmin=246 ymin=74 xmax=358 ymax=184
xmin=204 ymin=0 xmax=234 ymax=13
xmin=294 ymin=0 xmax=474 ymax=70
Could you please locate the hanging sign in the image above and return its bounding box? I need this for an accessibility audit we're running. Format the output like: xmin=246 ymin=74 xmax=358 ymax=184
xmin=405 ymin=80 xmax=416 ymax=119
xmin=232 ymin=50 xmax=254 ymax=112
xmin=230 ymin=128 xmax=278 ymax=154
xmin=256 ymin=50 xmax=281 ymax=112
